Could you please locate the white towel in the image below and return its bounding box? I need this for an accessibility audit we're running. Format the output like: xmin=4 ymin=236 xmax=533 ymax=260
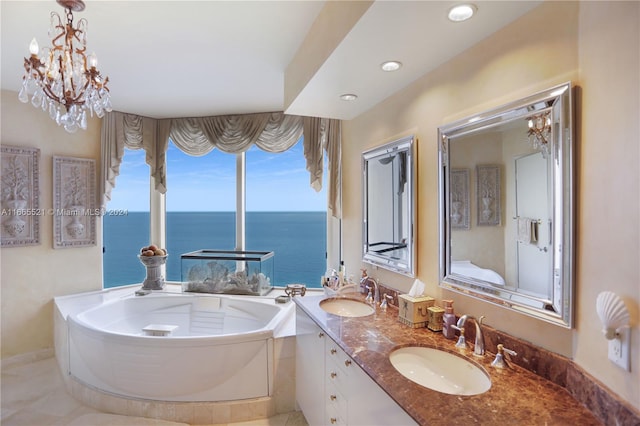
xmin=517 ymin=217 xmax=538 ymax=244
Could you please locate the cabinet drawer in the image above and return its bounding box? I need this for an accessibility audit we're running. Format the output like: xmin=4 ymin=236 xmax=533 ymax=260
xmin=326 ymin=342 xmax=353 ymax=374
xmin=325 ymin=386 xmax=347 ymax=425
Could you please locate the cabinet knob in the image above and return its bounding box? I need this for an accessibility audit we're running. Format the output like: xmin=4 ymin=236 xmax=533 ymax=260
xmin=330 ymin=348 xmax=337 ymax=355
xmin=330 ymin=418 xmax=337 ymax=424
xmin=318 ymin=332 xmax=325 ymax=338
xmin=344 ymin=359 xmax=352 ymax=367
xmin=330 ymin=372 xmax=337 ymax=379
xmin=330 ymin=394 xmax=337 ymax=401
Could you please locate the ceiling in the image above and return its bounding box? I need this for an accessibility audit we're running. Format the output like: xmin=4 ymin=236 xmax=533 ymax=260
xmin=1 ymin=1 xmax=541 ymax=121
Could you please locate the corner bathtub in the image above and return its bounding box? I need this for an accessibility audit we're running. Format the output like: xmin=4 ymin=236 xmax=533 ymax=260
xmin=58 ymin=291 xmax=295 ymax=402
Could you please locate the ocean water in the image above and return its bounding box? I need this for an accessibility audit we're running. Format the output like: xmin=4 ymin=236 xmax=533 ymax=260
xmin=103 ymin=211 xmax=327 ymax=289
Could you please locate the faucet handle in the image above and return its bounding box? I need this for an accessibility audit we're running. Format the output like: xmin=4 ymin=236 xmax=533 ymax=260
xmin=451 ymin=324 xmax=467 ymax=349
xmin=380 ymin=293 xmax=388 ymax=310
xmin=502 ymin=344 xmax=517 ymax=357
xmin=491 ymin=344 xmax=518 ymax=368
xmin=365 ymin=286 xmax=373 ymax=303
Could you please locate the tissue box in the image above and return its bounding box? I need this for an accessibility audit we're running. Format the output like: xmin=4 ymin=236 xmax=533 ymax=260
xmin=398 ymin=294 xmax=435 ymax=328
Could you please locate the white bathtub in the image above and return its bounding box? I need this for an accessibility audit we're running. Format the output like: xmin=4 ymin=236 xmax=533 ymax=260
xmin=60 ymin=291 xmax=295 ymax=402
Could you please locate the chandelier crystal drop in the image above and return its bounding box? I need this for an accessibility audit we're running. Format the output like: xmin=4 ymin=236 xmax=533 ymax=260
xmin=18 ymin=0 xmax=111 ymax=133
xmin=526 ymin=112 xmax=552 ymax=158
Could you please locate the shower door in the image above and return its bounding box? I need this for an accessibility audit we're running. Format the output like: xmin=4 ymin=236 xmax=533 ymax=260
xmin=515 ymin=152 xmax=552 ymax=299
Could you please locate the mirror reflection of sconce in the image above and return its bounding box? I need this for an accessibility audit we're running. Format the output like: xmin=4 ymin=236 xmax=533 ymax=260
xmin=526 ymin=111 xmax=552 ymax=156
xmin=596 ymin=291 xmax=631 ymax=371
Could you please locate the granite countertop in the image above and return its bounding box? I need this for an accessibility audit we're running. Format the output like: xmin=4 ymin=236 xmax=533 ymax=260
xmin=294 ymin=293 xmax=602 ymax=426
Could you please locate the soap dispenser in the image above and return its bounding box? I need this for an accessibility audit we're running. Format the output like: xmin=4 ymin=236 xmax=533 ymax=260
xmin=442 ymin=300 xmax=457 ymax=339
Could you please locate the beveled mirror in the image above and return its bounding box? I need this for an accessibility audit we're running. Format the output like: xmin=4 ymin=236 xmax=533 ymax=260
xmin=363 ymin=135 xmax=415 ymax=276
xmin=438 ymin=83 xmax=574 ymax=327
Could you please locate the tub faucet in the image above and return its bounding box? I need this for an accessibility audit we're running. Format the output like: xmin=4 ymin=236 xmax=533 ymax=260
xmin=456 ymin=314 xmax=485 ymax=356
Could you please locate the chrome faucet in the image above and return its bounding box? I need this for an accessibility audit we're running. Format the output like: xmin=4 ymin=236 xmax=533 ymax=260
xmin=456 ymin=315 xmax=485 ymax=356
xmin=364 ymin=277 xmax=380 ymax=304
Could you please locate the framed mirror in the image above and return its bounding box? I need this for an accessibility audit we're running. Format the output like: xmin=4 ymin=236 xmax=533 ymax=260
xmin=363 ymin=135 xmax=415 ymax=276
xmin=438 ymin=83 xmax=574 ymax=327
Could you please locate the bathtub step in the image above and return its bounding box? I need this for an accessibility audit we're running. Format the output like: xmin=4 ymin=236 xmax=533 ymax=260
xmin=142 ymin=324 xmax=179 ymax=336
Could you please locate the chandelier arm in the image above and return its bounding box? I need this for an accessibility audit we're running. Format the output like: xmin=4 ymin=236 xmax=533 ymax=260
xmin=72 ymin=19 xmax=88 ymax=54
xmin=49 ymin=12 xmax=66 ymax=47
xmin=68 ymin=80 xmax=92 ymax=106
xmin=41 ymin=84 xmax=63 ymax=105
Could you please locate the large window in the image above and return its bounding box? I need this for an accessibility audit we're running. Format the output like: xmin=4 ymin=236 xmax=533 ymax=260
xmin=102 ymin=148 xmax=150 ymax=288
xmin=103 ymin=139 xmax=328 ymax=288
xmin=245 ymin=142 xmax=326 ymax=287
xmin=164 ymin=143 xmax=236 ymax=281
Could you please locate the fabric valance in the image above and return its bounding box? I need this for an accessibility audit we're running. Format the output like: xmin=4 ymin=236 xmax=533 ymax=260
xmin=100 ymin=111 xmax=341 ymax=217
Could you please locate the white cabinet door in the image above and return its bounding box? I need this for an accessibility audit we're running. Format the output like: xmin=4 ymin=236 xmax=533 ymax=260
xmin=295 ymin=306 xmax=326 ymax=426
xmin=326 ymin=336 xmax=417 ymax=426
xmin=347 ymin=360 xmax=417 ymax=426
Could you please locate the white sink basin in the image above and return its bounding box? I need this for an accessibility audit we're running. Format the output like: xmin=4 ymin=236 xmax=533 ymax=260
xmin=320 ymin=298 xmax=375 ymax=317
xmin=389 ymin=346 xmax=491 ymax=396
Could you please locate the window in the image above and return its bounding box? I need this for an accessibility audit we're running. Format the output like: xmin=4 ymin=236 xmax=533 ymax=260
xmin=104 ymin=139 xmax=329 ymax=288
xmin=102 ymin=148 xmax=150 ymax=288
xmin=164 ymin=143 xmax=236 ymax=281
xmin=245 ymin=142 xmax=327 ymax=286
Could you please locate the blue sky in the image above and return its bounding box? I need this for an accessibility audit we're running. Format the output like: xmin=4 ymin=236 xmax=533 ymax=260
xmin=107 ymin=139 xmax=327 ymax=212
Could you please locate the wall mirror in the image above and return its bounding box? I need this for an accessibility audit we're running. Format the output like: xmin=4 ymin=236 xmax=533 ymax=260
xmin=438 ymin=83 xmax=574 ymax=327
xmin=363 ymin=135 xmax=415 ymax=276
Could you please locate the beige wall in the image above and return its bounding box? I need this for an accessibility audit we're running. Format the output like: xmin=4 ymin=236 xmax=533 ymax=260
xmin=1 ymin=91 xmax=103 ymax=358
xmin=342 ymin=1 xmax=639 ymax=410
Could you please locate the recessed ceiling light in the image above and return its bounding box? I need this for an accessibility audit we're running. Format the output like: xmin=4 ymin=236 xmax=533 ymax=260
xmin=381 ymin=61 xmax=402 ymax=72
xmin=448 ymin=4 xmax=477 ymax=22
xmin=340 ymin=94 xmax=358 ymax=101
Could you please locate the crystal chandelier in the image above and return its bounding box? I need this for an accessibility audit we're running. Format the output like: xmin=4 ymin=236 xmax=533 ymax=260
xmin=526 ymin=112 xmax=551 ymax=157
xmin=19 ymin=0 xmax=111 ymax=133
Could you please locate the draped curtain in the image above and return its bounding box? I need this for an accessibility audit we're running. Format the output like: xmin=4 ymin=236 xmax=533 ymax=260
xmin=101 ymin=111 xmax=341 ymax=217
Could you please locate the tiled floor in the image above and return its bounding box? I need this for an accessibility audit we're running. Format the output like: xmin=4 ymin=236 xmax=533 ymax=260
xmin=1 ymin=356 xmax=308 ymax=426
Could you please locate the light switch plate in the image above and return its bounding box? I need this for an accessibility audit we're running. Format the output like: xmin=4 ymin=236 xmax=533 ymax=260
xmin=608 ymin=327 xmax=630 ymax=371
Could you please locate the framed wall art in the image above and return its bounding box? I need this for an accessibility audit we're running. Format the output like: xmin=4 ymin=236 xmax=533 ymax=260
xmin=53 ymin=156 xmax=96 ymax=248
xmin=450 ymin=168 xmax=470 ymax=230
xmin=1 ymin=145 xmax=40 ymax=247
xmin=476 ymin=164 xmax=501 ymax=226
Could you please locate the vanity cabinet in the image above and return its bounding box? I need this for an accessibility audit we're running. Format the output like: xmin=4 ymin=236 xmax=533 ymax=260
xmin=296 ymin=306 xmax=417 ymax=426
xmin=296 ymin=306 xmax=326 ymax=426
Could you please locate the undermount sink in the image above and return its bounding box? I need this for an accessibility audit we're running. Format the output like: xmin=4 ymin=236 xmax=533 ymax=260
xmin=320 ymin=298 xmax=375 ymax=317
xmin=389 ymin=346 xmax=491 ymax=396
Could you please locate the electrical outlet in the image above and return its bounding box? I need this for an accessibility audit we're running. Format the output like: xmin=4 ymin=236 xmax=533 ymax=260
xmin=608 ymin=327 xmax=631 ymax=371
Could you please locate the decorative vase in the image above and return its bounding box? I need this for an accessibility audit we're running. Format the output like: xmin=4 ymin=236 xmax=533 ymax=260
xmin=3 ymin=199 xmax=27 ymax=237
xmin=139 ymin=254 xmax=168 ymax=291
xmin=481 ymin=197 xmax=493 ymax=221
xmin=451 ymin=201 xmax=462 ymax=225
xmin=66 ymin=205 xmax=85 ymax=238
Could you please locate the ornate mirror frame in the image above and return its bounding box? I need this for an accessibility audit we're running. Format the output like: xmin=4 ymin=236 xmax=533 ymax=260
xmin=362 ymin=135 xmax=415 ymax=277
xmin=438 ymin=83 xmax=574 ymax=327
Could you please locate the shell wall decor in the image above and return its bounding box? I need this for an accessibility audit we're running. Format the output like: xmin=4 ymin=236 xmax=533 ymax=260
xmin=596 ymin=291 xmax=630 ymax=340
